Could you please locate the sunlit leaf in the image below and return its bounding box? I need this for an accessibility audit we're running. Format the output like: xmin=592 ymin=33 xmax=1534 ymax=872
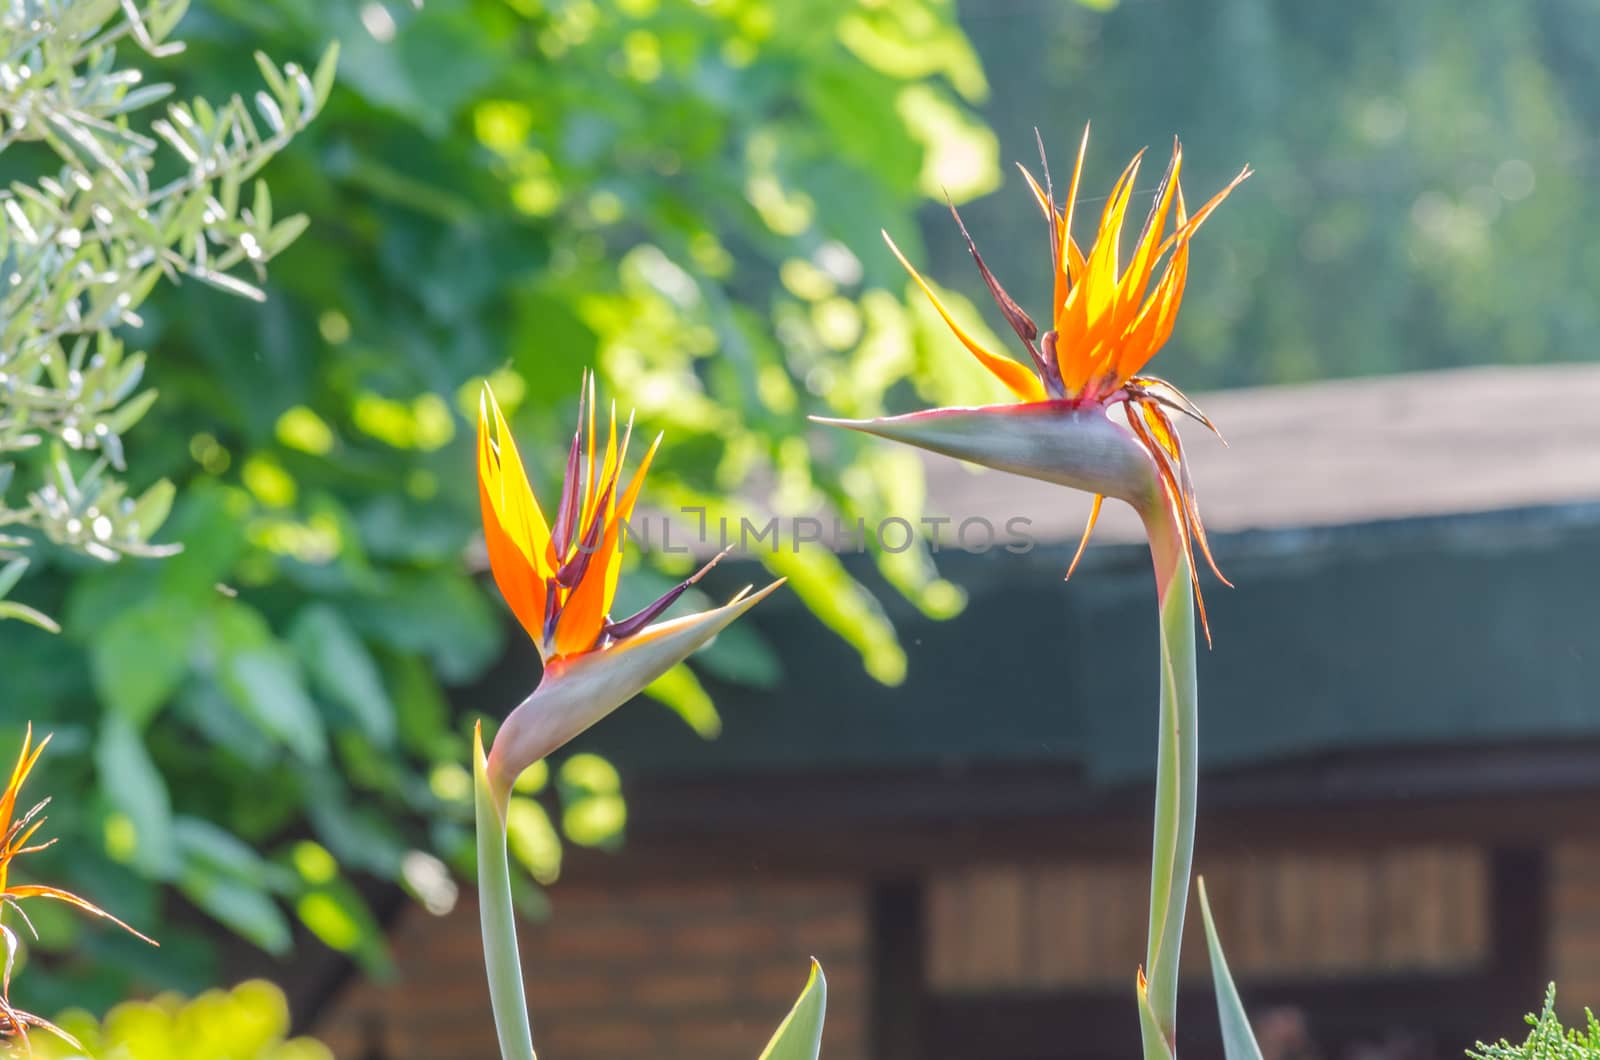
xmin=95 ymin=715 xmax=179 ymax=879
xmin=290 ymin=604 xmax=397 ymax=747
xmin=1198 ymin=878 xmax=1265 ymax=1060
xmin=758 ymin=961 xmax=828 ymax=1060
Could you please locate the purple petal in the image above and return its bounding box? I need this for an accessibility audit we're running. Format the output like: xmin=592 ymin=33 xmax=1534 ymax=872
xmin=602 ymin=549 xmax=730 ymax=642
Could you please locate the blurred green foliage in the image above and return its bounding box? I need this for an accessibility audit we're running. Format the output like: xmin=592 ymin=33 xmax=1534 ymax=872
xmin=35 ymin=979 xmax=332 ymax=1060
xmin=2 ymin=0 xmax=1002 ymax=1013
xmin=940 ymin=1 xmax=1600 ymax=392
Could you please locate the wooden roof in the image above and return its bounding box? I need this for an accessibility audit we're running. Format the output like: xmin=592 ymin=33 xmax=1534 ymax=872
xmin=919 ymin=363 xmax=1600 ymax=548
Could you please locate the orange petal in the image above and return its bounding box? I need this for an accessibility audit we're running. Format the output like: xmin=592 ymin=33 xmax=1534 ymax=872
xmin=603 ymin=429 xmax=662 ymax=610
xmin=882 ymin=231 xmax=1046 ymax=403
xmin=1126 ymin=407 xmax=1212 ymax=647
xmin=1057 ymin=124 xmax=1091 ymax=319
xmin=1152 ymin=164 xmax=1252 ymax=259
xmin=478 ymin=392 xmax=552 ymax=644
xmin=0 ymin=725 xmax=46 ymax=836
xmin=553 ymin=480 xmax=621 ymax=658
xmin=1113 ymin=236 xmax=1189 ymax=387
xmin=1080 ymin=150 xmax=1143 ymax=338
xmin=480 ymin=388 xmax=553 ymax=575
xmin=6 ymin=883 xmax=158 ymax=946
xmin=1065 ymin=494 xmax=1103 ymax=582
xmin=1115 ymin=142 xmax=1181 ymax=333
xmin=1059 ymin=150 xmax=1143 ymax=391
xmin=479 ymin=472 xmax=548 ymax=645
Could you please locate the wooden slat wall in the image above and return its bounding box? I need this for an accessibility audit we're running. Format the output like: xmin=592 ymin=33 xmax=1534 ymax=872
xmin=1551 ymin=840 xmax=1600 ymax=1017
xmin=928 ymin=846 xmax=1488 ymax=992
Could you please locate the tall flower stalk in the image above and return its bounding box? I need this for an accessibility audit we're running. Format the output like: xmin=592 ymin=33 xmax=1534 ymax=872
xmin=472 ymin=379 xmax=783 ymax=1058
xmin=818 ymin=127 xmax=1261 ymax=1059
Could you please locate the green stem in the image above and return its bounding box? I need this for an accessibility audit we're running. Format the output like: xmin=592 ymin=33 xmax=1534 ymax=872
xmin=1137 ymin=507 xmax=1200 ymax=1060
xmin=474 ymin=727 xmax=537 ymax=1060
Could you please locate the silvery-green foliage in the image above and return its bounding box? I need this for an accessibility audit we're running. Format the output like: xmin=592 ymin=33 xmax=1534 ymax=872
xmin=0 ymin=0 xmax=334 ymax=627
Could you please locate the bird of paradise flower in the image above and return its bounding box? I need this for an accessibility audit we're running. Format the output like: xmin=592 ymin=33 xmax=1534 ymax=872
xmin=872 ymin=127 xmax=1250 ymax=640
xmin=816 ymin=127 xmax=1260 ymax=1060
xmin=1 ymin=725 xmax=156 ymax=1049
xmin=473 ymin=377 xmax=784 ymax=1059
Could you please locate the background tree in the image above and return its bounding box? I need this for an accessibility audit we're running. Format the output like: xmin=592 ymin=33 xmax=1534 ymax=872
xmin=3 ymin=0 xmax=1002 ymax=1013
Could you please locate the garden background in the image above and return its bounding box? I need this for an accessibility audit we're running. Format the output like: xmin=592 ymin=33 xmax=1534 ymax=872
xmin=4 ymin=0 xmax=1598 ymax=1055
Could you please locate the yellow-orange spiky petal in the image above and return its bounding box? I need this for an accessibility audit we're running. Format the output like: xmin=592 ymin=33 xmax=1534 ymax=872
xmin=883 ymin=231 xmax=1048 ymax=403
xmin=604 ymin=429 xmax=661 ymax=610
xmin=553 ymin=507 xmax=620 ymax=657
xmin=1065 ymin=494 xmax=1103 ymax=582
xmin=1057 ymin=124 xmax=1091 ymax=318
xmin=1114 ymin=143 xmax=1182 ymax=335
xmin=478 ymin=393 xmax=550 ymax=644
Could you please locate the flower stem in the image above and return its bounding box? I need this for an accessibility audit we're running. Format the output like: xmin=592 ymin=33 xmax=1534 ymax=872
xmin=474 ymin=724 xmax=538 ymax=1060
xmin=1137 ymin=504 xmax=1200 ymax=1059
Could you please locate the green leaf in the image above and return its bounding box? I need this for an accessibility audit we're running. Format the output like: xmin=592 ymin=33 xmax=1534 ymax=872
xmin=127 ymin=479 xmax=176 ymax=543
xmin=346 ymin=570 xmax=501 ymax=683
xmin=768 ymin=540 xmax=905 ymax=685
xmin=295 ymin=879 xmax=393 ymax=977
xmin=254 ymin=51 xmax=290 ymax=108
xmin=387 ymin=651 xmax=451 ymax=757
xmin=173 ymin=816 xmax=299 ymax=960
xmin=221 ymin=648 xmax=328 ymax=764
xmin=311 ymin=41 xmax=341 ymax=109
xmin=758 ymin=960 xmax=827 ymax=1060
xmin=691 ymin=619 xmax=783 ymax=689
xmin=1198 ymin=878 xmax=1265 ymax=1060
xmin=95 ymin=715 xmax=179 ymax=879
xmin=303 ymin=774 xmax=407 ymax=877
xmin=0 ymin=557 xmax=28 ymax=599
xmin=178 ymin=865 xmax=293 ymax=955
xmin=642 ymin=663 xmax=721 ymax=738
xmin=0 ymin=599 xmax=60 ymax=632
xmin=289 ymin=603 xmax=396 ymax=747
xmin=175 ymin=815 xmax=296 ymax=895
xmin=92 ymin=598 xmax=196 ymax=727
xmin=102 ymin=387 xmax=159 ymax=436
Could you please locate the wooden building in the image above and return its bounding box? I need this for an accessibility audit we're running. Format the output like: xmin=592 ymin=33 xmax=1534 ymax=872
xmin=313 ymin=365 xmax=1600 ymax=1060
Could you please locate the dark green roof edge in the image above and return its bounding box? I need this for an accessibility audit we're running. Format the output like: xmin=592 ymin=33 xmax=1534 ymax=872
xmin=549 ymin=502 xmax=1600 ymax=786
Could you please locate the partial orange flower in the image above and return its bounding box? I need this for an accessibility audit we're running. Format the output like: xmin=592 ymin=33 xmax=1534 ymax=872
xmin=477 ymin=376 xmax=744 ymax=663
xmin=475 ymin=377 xmax=782 ymax=801
xmin=881 ymin=127 xmax=1250 ymax=635
xmin=1 ymin=724 xmax=156 ymax=1048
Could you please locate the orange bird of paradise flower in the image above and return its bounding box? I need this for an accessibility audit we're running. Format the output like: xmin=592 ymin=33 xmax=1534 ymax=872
xmin=836 ymin=128 xmax=1249 ymax=639
xmin=1 ymin=724 xmax=156 ymax=1048
xmin=476 ymin=374 xmax=751 ymax=663
xmin=475 ymin=377 xmax=781 ymax=800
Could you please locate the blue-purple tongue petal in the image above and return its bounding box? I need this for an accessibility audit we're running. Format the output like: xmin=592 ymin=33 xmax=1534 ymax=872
xmin=556 ymin=476 xmax=616 ymax=589
xmin=602 ymin=548 xmax=731 ymax=642
xmin=550 ymin=429 xmax=583 ymax=560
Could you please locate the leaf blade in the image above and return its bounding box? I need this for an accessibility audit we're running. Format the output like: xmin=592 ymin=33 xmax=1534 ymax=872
xmin=758 ymin=960 xmax=827 ymax=1060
